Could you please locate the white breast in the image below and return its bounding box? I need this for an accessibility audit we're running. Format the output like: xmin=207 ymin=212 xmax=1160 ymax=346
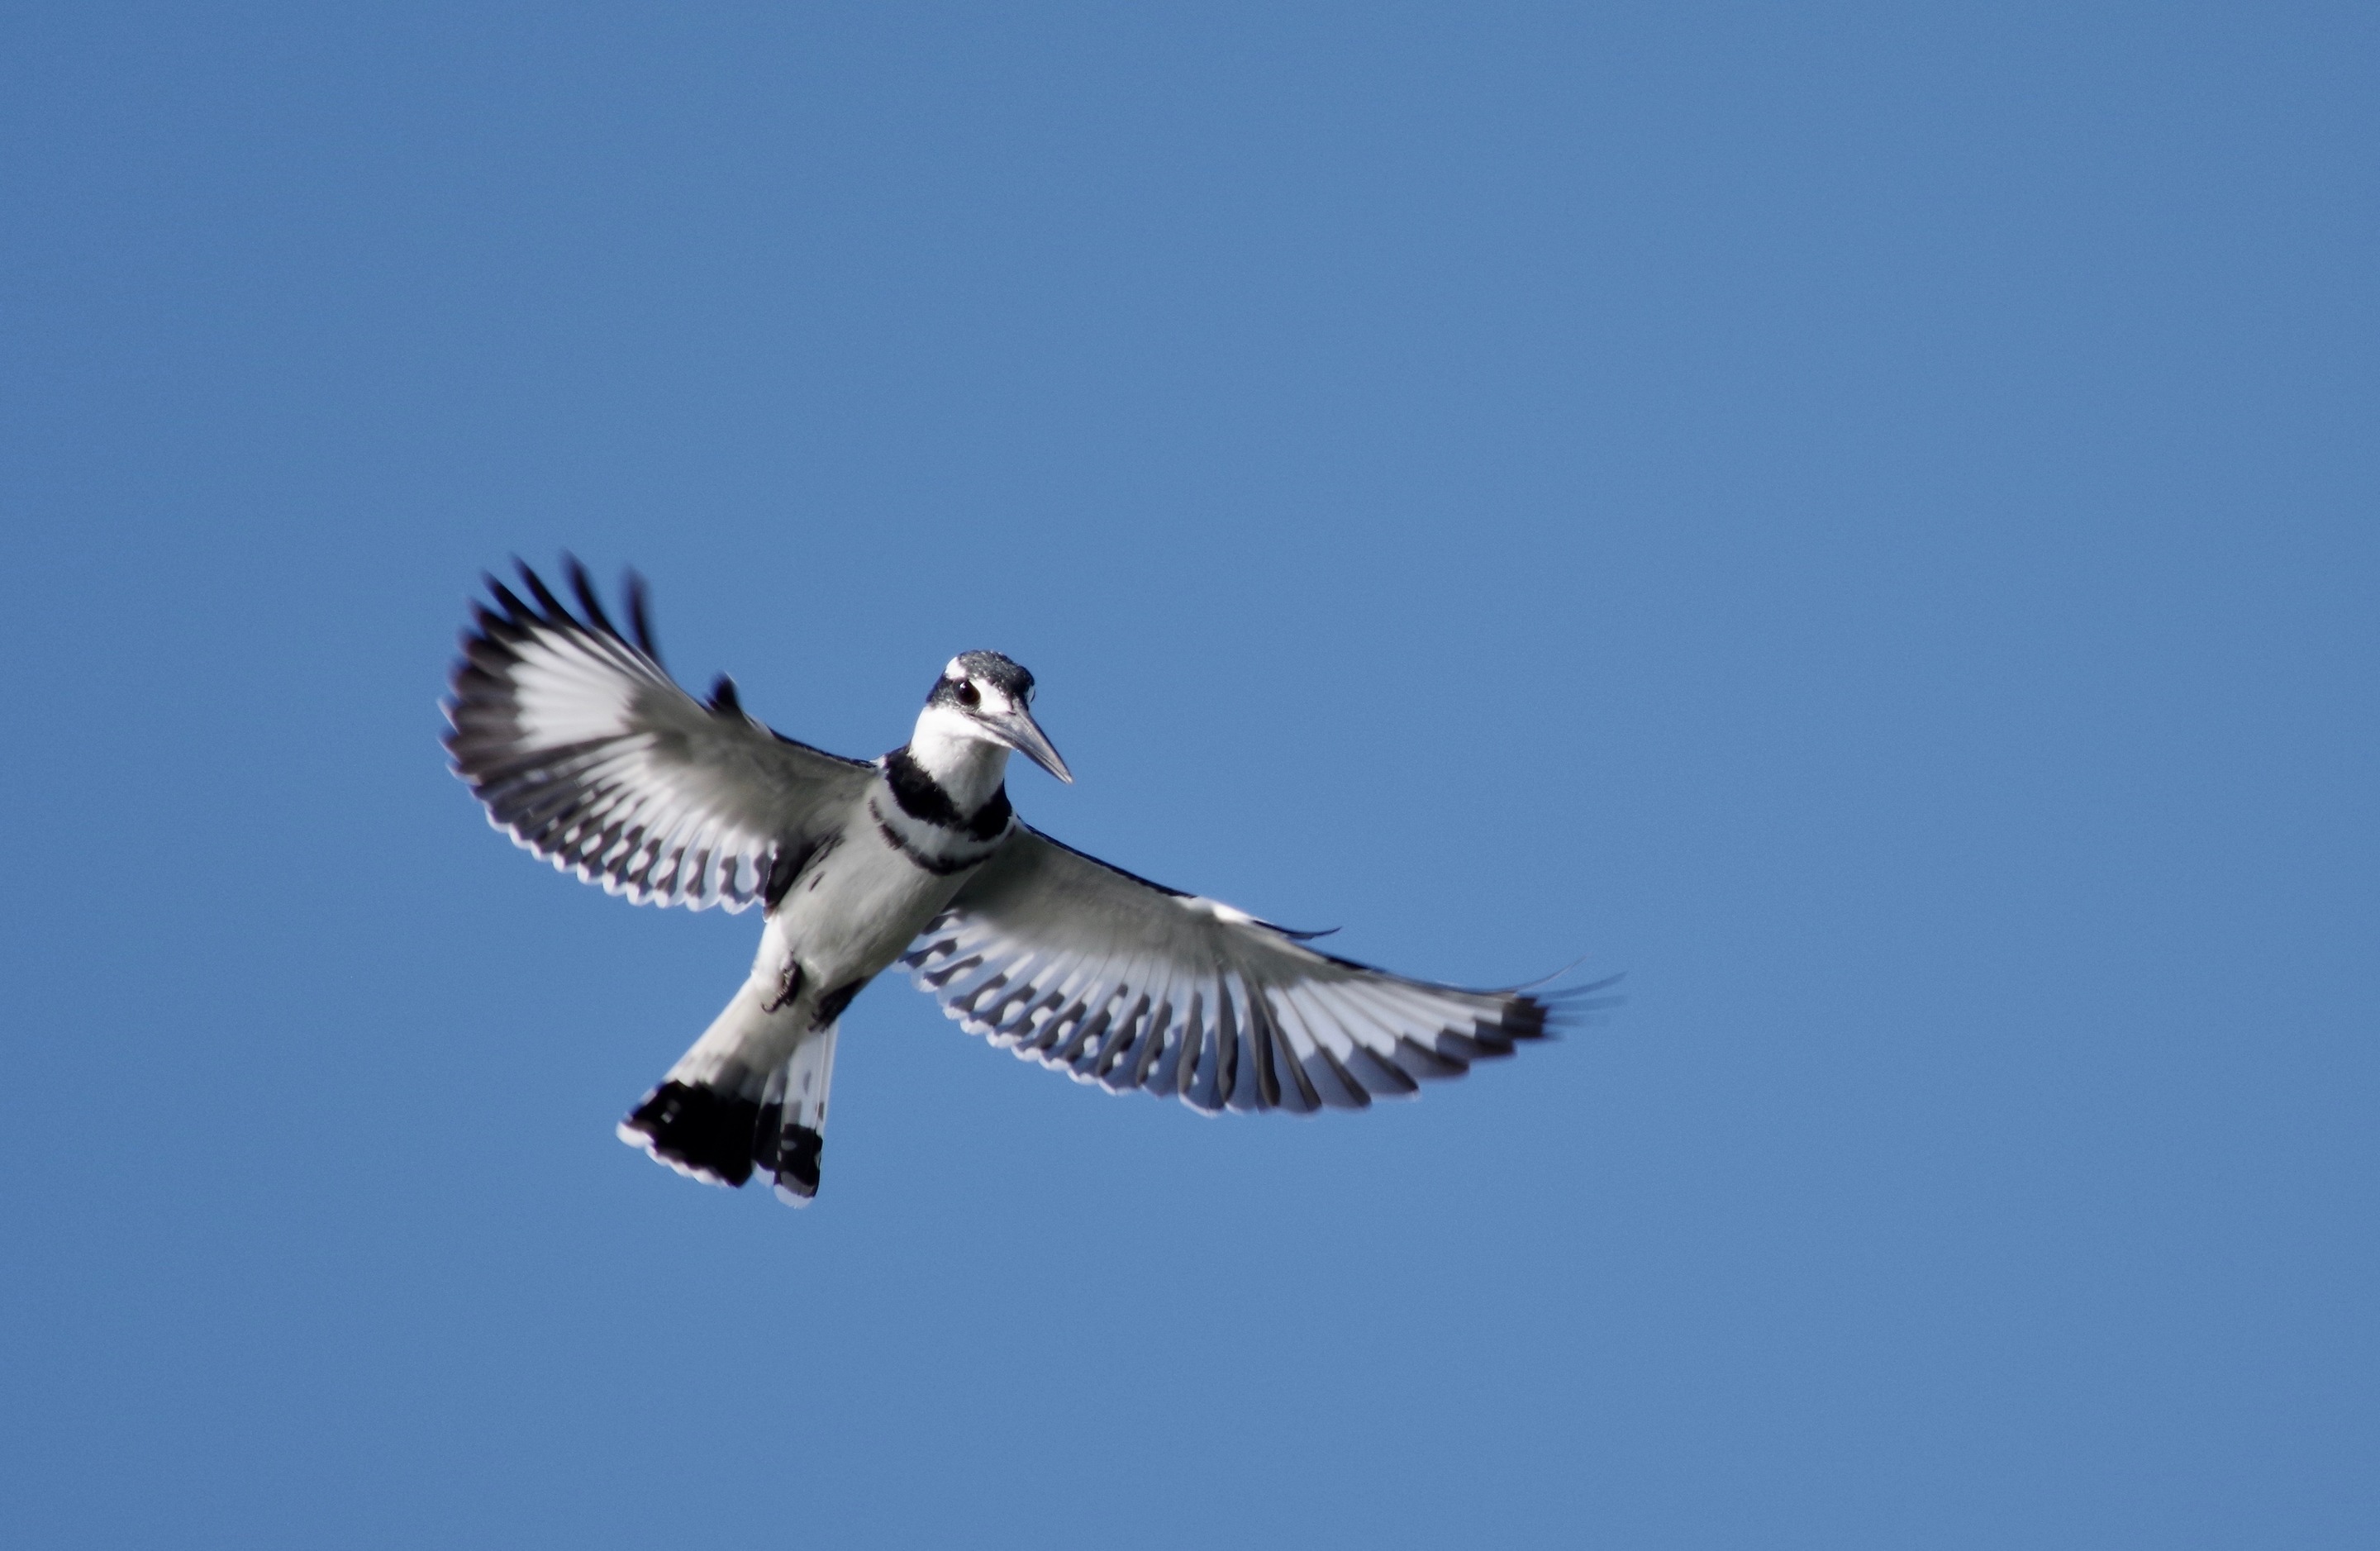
xmin=769 ymin=787 xmax=989 ymax=991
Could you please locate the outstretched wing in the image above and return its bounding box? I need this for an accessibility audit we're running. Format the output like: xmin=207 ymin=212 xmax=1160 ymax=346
xmin=444 ymin=559 xmax=873 ymax=911
xmin=901 ymin=827 xmax=1610 ymax=1113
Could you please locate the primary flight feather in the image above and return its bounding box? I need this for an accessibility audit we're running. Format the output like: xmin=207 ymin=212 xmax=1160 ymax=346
xmin=445 ymin=559 xmax=1607 ymax=1206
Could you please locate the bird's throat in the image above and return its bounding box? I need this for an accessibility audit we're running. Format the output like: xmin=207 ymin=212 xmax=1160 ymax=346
xmin=900 ymin=707 xmax=1012 ymax=819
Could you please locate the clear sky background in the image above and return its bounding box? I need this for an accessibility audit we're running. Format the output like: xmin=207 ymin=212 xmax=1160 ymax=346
xmin=4 ymin=5 xmax=2374 ymax=1547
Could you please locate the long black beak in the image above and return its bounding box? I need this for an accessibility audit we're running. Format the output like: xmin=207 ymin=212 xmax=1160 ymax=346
xmin=984 ymin=706 xmax=1073 ymax=784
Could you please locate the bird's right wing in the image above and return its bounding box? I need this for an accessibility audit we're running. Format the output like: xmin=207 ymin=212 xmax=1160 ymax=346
xmin=902 ymin=826 xmax=1609 ymax=1113
xmin=444 ymin=560 xmax=874 ymax=911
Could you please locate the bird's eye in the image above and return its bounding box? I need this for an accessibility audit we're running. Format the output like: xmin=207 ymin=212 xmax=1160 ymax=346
xmin=956 ymin=680 xmax=980 ymax=707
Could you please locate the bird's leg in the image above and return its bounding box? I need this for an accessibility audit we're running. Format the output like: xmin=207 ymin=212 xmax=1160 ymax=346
xmin=760 ymin=954 xmax=805 ymax=1015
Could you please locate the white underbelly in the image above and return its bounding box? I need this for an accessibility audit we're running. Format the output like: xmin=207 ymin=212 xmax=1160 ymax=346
xmin=665 ymin=783 xmax=1005 ymax=1090
xmin=769 ymin=825 xmax=972 ymax=991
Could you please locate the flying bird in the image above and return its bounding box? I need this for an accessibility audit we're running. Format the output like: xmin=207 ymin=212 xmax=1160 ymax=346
xmin=445 ymin=559 xmax=1611 ymax=1206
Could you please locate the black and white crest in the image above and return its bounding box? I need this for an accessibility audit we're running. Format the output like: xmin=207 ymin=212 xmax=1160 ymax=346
xmin=928 ymin=649 xmax=1035 ymax=708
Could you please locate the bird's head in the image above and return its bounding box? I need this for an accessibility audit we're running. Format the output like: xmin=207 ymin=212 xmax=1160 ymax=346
xmin=916 ymin=651 xmax=1073 ymax=783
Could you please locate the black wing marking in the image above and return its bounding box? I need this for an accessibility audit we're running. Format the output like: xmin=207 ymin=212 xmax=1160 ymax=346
xmin=901 ymin=826 xmax=1616 ymax=1112
xmin=444 ymin=558 xmax=872 ymax=911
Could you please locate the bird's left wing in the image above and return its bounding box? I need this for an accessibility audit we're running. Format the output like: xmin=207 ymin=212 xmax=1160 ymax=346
xmin=902 ymin=826 xmax=1604 ymax=1113
xmin=444 ymin=560 xmax=874 ymax=911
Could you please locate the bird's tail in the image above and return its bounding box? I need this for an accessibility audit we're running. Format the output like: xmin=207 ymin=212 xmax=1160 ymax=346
xmin=617 ymin=1021 xmax=840 ymax=1208
xmin=757 ymin=1025 xmax=836 ymax=1206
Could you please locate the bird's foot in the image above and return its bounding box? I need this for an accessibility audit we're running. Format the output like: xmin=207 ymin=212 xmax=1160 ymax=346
xmin=760 ymin=957 xmax=805 ymax=1015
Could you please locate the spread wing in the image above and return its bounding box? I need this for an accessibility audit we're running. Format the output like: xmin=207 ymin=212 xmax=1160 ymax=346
xmin=443 ymin=559 xmax=873 ymax=911
xmin=901 ymin=827 xmax=1610 ymax=1113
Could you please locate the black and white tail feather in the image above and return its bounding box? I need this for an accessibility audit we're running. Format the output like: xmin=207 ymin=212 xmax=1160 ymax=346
xmin=616 ymin=1023 xmax=838 ymax=1205
xmin=445 ymin=559 xmax=1617 ymax=1209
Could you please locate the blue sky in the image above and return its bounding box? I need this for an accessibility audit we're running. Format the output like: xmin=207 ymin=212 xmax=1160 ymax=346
xmin=3 ymin=4 xmax=2374 ymax=1546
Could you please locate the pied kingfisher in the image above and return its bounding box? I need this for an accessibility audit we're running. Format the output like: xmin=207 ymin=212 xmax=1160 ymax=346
xmin=444 ymin=559 xmax=1611 ymax=1206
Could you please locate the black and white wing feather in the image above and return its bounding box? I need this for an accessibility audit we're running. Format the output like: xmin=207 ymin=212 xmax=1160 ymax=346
xmin=902 ymin=828 xmax=1610 ymax=1114
xmin=444 ymin=560 xmax=873 ymax=911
